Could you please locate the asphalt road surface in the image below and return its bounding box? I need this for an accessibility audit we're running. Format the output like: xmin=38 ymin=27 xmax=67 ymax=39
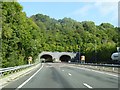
xmin=2 ymin=63 xmax=119 ymax=89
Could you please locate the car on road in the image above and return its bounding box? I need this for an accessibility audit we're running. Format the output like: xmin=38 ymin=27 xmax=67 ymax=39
xmin=41 ymin=58 xmax=45 ymax=63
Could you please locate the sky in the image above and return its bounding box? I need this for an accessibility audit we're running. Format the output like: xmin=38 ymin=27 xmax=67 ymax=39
xmin=18 ymin=1 xmax=118 ymax=27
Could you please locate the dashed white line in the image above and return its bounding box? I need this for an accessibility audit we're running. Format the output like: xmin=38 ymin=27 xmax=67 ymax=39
xmin=15 ymin=64 xmax=44 ymax=90
xmin=68 ymin=73 xmax=72 ymax=76
xmin=62 ymin=70 xmax=64 ymax=71
xmin=83 ymin=83 xmax=93 ymax=89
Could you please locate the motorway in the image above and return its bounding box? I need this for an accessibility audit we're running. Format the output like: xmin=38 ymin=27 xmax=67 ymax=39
xmin=2 ymin=63 xmax=119 ymax=89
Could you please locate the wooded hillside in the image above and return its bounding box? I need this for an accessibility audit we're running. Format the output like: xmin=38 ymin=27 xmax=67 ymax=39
xmin=1 ymin=2 xmax=120 ymax=67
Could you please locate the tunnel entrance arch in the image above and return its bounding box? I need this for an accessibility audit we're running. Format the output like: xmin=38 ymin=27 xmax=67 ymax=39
xmin=60 ymin=55 xmax=71 ymax=62
xmin=40 ymin=54 xmax=53 ymax=62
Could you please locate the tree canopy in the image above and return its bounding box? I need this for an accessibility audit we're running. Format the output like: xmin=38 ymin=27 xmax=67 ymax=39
xmin=2 ymin=2 xmax=42 ymax=67
xmin=1 ymin=2 xmax=120 ymax=67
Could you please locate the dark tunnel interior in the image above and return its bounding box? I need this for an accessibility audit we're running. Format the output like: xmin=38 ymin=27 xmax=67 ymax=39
xmin=40 ymin=54 xmax=53 ymax=62
xmin=60 ymin=55 xmax=71 ymax=62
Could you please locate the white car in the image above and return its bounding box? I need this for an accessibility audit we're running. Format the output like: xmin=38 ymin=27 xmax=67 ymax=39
xmin=41 ymin=58 xmax=45 ymax=63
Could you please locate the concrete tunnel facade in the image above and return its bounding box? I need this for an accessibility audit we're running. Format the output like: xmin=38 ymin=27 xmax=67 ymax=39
xmin=39 ymin=51 xmax=77 ymax=62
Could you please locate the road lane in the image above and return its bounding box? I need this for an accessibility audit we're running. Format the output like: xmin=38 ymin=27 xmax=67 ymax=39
xmin=20 ymin=63 xmax=74 ymax=88
xmin=17 ymin=64 xmax=44 ymax=89
xmin=60 ymin=65 xmax=118 ymax=88
xmin=1 ymin=63 xmax=43 ymax=89
xmin=2 ymin=63 xmax=119 ymax=89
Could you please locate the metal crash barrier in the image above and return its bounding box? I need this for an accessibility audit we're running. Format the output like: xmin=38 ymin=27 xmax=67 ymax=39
xmin=0 ymin=64 xmax=35 ymax=76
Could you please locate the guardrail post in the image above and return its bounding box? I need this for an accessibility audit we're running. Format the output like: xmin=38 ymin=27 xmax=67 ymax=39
xmin=103 ymin=67 xmax=104 ymax=70
xmin=112 ymin=67 xmax=115 ymax=71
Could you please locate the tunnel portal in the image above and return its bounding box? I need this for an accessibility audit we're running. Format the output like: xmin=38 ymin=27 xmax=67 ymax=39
xmin=40 ymin=54 xmax=53 ymax=62
xmin=60 ymin=55 xmax=71 ymax=62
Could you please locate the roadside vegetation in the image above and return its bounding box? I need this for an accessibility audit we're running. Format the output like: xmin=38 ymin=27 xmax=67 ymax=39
xmin=1 ymin=2 xmax=120 ymax=67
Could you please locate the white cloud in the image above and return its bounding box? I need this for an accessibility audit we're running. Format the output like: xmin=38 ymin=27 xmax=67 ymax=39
xmin=94 ymin=2 xmax=118 ymax=17
xmin=71 ymin=2 xmax=118 ymax=17
xmin=68 ymin=2 xmax=118 ymax=26
xmin=94 ymin=2 xmax=118 ymax=26
xmin=72 ymin=4 xmax=92 ymax=16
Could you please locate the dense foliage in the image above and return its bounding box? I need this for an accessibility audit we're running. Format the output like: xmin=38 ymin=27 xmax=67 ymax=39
xmin=1 ymin=2 xmax=120 ymax=67
xmin=31 ymin=14 xmax=119 ymax=64
xmin=2 ymin=2 xmax=42 ymax=67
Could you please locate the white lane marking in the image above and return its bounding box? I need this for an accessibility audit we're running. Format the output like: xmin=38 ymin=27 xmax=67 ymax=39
xmin=83 ymin=83 xmax=93 ymax=89
xmin=68 ymin=65 xmax=118 ymax=77
xmin=68 ymin=73 xmax=72 ymax=76
xmin=91 ymin=69 xmax=118 ymax=77
xmin=62 ymin=70 xmax=64 ymax=71
xmin=46 ymin=66 xmax=53 ymax=67
xmin=16 ymin=64 xmax=44 ymax=90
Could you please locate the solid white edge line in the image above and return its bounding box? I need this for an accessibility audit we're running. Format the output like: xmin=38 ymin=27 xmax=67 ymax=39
xmin=68 ymin=65 xmax=118 ymax=77
xmin=83 ymin=83 xmax=93 ymax=89
xmin=15 ymin=64 xmax=44 ymax=90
